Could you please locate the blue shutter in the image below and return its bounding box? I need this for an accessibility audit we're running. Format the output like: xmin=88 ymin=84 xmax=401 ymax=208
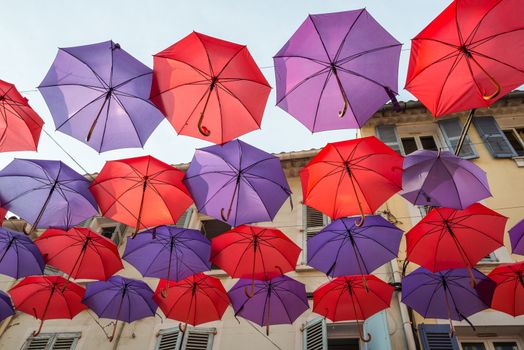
xmin=418 ymin=324 xmax=459 ymax=350
xmin=472 ymin=116 xmax=518 ymax=158
xmin=376 ymin=125 xmax=403 ymax=154
xmin=303 ymin=317 xmax=327 ymax=350
xmin=438 ymin=118 xmax=478 ymax=159
xmin=182 ymin=327 xmax=215 ymax=350
xmin=364 ymin=311 xmax=392 ymax=350
xmin=156 ymin=328 xmax=183 ymax=350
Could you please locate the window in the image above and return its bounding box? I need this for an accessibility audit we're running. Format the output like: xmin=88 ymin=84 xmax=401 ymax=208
xmin=419 ymin=324 xmax=459 ymax=350
xmin=438 ymin=118 xmax=478 ymax=159
xmin=461 ymin=340 xmax=521 ymax=350
xmin=156 ymin=327 xmax=215 ymax=350
xmin=479 ymin=252 xmax=498 ymax=263
xmin=401 ymin=135 xmax=439 ymax=155
xmin=200 ymin=219 xmax=231 ymax=270
xmin=44 ymin=265 xmax=64 ymax=277
xmin=401 ymin=137 xmax=418 ymax=155
xmin=328 ymin=338 xmax=359 ymax=350
xmin=175 ymin=208 xmax=193 ymax=228
xmin=302 ymin=206 xmax=330 ymax=263
xmin=472 ymin=116 xmax=517 ymax=158
xmin=23 ymin=332 xmax=80 ymax=350
xmin=503 ymin=129 xmax=524 ymax=156
xmin=375 ymin=125 xmax=403 ymax=154
xmin=303 ymin=318 xmax=327 ymax=350
xmin=98 ymin=224 xmax=125 ymax=245
xmin=326 ymin=323 xmax=360 ymax=350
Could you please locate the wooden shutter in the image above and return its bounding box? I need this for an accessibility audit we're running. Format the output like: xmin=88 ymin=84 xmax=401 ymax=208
xmin=364 ymin=311 xmax=392 ymax=350
xmin=182 ymin=328 xmax=215 ymax=350
xmin=302 ymin=206 xmax=329 ymax=263
xmin=156 ymin=328 xmax=182 ymax=350
xmin=376 ymin=125 xmax=404 ymax=154
xmin=175 ymin=208 xmax=193 ymax=228
xmin=473 ymin=116 xmax=518 ymax=158
xmin=25 ymin=337 xmax=51 ymax=350
xmin=303 ymin=317 xmax=327 ymax=350
xmin=24 ymin=333 xmax=80 ymax=350
xmin=438 ymin=118 xmax=478 ymax=159
xmin=419 ymin=324 xmax=459 ymax=350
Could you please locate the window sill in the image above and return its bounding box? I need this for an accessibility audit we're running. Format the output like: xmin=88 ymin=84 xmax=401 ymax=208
xmin=512 ymin=156 xmax=524 ymax=167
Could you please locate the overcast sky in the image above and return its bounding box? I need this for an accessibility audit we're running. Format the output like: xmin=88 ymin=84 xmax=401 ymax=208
xmin=0 ymin=0 xmax=450 ymax=173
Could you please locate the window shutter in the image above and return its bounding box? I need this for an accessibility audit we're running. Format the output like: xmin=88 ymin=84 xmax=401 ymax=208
xmin=472 ymin=116 xmax=518 ymax=158
xmin=51 ymin=335 xmax=79 ymax=350
xmin=24 ymin=333 xmax=80 ymax=350
xmin=364 ymin=311 xmax=392 ymax=350
xmin=376 ymin=125 xmax=403 ymax=154
xmin=418 ymin=324 xmax=459 ymax=350
xmin=25 ymin=337 xmax=51 ymax=350
xmin=176 ymin=208 xmax=193 ymax=228
xmin=302 ymin=206 xmax=329 ymax=263
xmin=303 ymin=317 xmax=327 ymax=350
xmin=156 ymin=328 xmax=182 ymax=350
xmin=182 ymin=328 xmax=215 ymax=350
xmin=438 ymin=118 xmax=478 ymax=159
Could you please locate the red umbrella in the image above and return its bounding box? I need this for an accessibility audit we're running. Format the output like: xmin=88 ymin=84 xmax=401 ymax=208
xmin=9 ymin=276 xmax=86 ymax=336
xmin=406 ymin=204 xmax=507 ymax=285
xmin=313 ymin=275 xmax=394 ymax=342
xmin=150 ymin=32 xmax=271 ymax=144
xmin=488 ymin=261 xmax=524 ymax=317
xmin=300 ymin=136 xmax=402 ymax=225
xmin=0 ymin=80 xmax=44 ymax=152
xmin=35 ymin=227 xmax=123 ymax=281
xmin=153 ymin=273 xmax=229 ymax=331
xmin=211 ymin=225 xmax=301 ymax=296
xmin=90 ymin=156 xmax=193 ymax=237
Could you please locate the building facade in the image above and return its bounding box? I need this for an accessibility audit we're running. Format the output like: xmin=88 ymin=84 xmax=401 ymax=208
xmin=0 ymin=92 xmax=523 ymax=350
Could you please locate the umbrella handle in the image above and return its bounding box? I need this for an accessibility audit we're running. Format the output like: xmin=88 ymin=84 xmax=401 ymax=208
xmin=220 ymin=207 xmax=232 ymax=222
xmin=161 ymin=284 xmax=169 ymax=299
xmin=357 ymin=321 xmax=372 ymax=343
xmin=468 ymin=56 xmax=501 ymax=100
xmin=32 ymin=319 xmax=44 ymax=337
xmin=384 ymin=87 xmax=401 ymax=112
xmin=108 ymin=321 xmax=118 ymax=342
xmin=244 ymin=280 xmax=256 ymax=298
xmin=87 ymin=92 xmax=111 ymax=142
xmin=333 ymin=68 xmax=349 ymax=118
xmin=197 ymin=112 xmax=211 ymax=137
xmin=467 ymin=266 xmax=477 ymax=288
xmin=179 ymin=323 xmax=187 ymax=333
xmin=355 ymin=210 xmax=365 ymax=227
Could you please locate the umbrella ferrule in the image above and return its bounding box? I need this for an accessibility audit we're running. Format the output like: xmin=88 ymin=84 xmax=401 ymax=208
xmin=210 ymin=77 xmax=218 ymax=91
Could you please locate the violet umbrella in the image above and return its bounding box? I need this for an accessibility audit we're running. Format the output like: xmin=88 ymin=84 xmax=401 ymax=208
xmin=274 ymin=9 xmax=401 ymax=132
xmin=0 ymin=159 xmax=99 ymax=233
xmin=402 ymin=267 xmax=495 ymax=335
xmin=401 ymin=149 xmax=491 ymax=209
xmin=123 ymin=225 xmax=211 ymax=297
xmin=229 ymin=275 xmax=309 ymax=335
xmin=0 ymin=290 xmax=14 ymax=323
xmin=0 ymin=227 xmax=44 ymax=278
xmin=83 ymin=276 xmax=157 ymax=341
xmin=39 ymin=40 xmax=164 ymax=152
xmin=509 ymin=219 xmax=524 ymax=255
xmin=184 ymin=140 xmax=292 ymax=227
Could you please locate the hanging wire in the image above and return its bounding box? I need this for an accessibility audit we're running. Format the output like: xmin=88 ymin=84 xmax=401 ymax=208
xmin=243 ymin=319 xmax=284 ymax=350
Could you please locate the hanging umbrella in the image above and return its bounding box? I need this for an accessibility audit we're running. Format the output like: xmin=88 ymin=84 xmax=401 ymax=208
xmin=184 ymin=140 xmax=291 ymax=226
xmin=150 ymin=32 xmax=271 ymax=144
xmin=123 ymin=225 xmax=211 ymax=296
xmin=406 ymin=204 xmax=507 ymax=286
xmin=90 ymin=155 xmax=193 ymax=237
xmin=38 ymin=40 xmax=164 ymax=153
xmin=153 ymin=273 xmax=229 ymax=332
xmin=509 ymin=219 xmax=524 ymax=255
xmin=0 ymin=207 xmax=6 ymax=221
xmin=401 ymin=149 xmax=491 ymax=209
xmin=402 ymin=267 xmax=495 ymax=335
xmin=300 ymin=136 xmax=402 ymax=225
xmin=0 ymin=80 xmax=44 ymax=152
xmin=229 ymin=275 xmax=309 ymax=335
xmin=0 ymin=290 xmax=14 ymax=323
xmin=83 ymin=276 xmax=157 ymax=341
xmin=313 ymin=275 xmax=394 ymax=342
xmin=0 ymin=159 xmax=98 ymax=233
xmin=9 ymin=276 xmax=86 ymax=336
xmin=35 ymin=227 xmax=123 ymax=281
xmin=0 ymin=227 xmax=44 ymax=278
xmin=211 ymin=225 xmax=301 ymax=296
xmin=274 ymin=9 xmax=401 ymax=132
xmin=307 ymin=216 xmax=403 ymax=284
xmin=487 ymin=261 xmax=524 ymax=316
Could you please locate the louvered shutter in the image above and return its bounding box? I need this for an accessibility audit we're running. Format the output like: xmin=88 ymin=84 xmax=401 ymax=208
xmin=24 ymin=333 xmax=80 ymax=350
xmin=25 ymin=337 xmax=51 ymax=350
xmin=175 ymin=208 xmax=193 ymax=228
xmin=182 ymin=328 xmax=215 ymax=350
xmin=473 ymin=116 xmax=518 ymax=158
xmin=303 ymin=317 xmax=327 ymax=350
xmin=376 ymin=125 xmax=403 ymax=154
xmin=438 ymin=118 xmax=478 ymax=159
xmin=156 ymin=329 xmax=182 ymax=350
xmin=51 ymin=335 xmax=79 ymax=350
xmin=302 ymin=206 xmax=329 ymax=263
xmin=419 ymin=324 xmax=459 ymax=350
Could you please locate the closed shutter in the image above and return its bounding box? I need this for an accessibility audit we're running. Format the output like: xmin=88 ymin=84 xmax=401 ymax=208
xmin=182 ymin=328 xmax=215 ymax=350
xmin=25 ymin=337 xmax=50 ymax=350
xmin=175 ymin=208 xmax=193 ymax=228
xmin=156 ymin=328 xmax=182 ymax=350
xmin=24 ymin=333 xmax=80 ymax=350
xmin=51 ymin=336 xmax=78 ymax=350
xmin=303 ymin=317 xmax=327 ymax=350
xmin=472 ymin=116 xmax=518 ymax=158
xmin=438 ymin=118 xmax=478 ymax=159
xmin=418 ymin=324 xmax=459 ymax=350
xmin=376 ymin=125 xmax=403 ymax=154
xmin=302 ymin=206 xmax=329 ymax=263
xmin=364 ymin=310 xmax=392 ymax=350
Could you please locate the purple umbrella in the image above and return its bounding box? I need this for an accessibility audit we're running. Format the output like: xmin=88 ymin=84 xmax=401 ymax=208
xmin=401 ymin=150 xmax=491 ymax=209
xmin=402 ymin=267 xmax=495 ymax=335
xmin=229 ymin=275 xmax=309 ymax=335
xmin=39 ymin=40 xmax=164 ymax=152
xmin=509 ymin=219 xmax=524 ymax=255
xmin=0 ymin=227 xmax=44 ymax=278
xmin=123 ymin=225 xmax=211 ymax=296
xmin=184 ymin=140 xmax=292 ymax=227
xmin=273 ymin=9 xmax=401 ymax=132
xmin=0 ymin=290 xmax=14 ymax=322
xmin=83 ymin=276 xmax=157 ymax=341
xmin=307 ymin=216 xmax=403 ymax=279
xmin=0 ymin=159 xmax=98 ymax=232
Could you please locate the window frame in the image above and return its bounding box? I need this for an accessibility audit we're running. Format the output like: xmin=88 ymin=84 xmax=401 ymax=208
xmin=459 ymin=337 xmax=523 ymax=350
xmin=23 ymin=332 xmax=81 ymax=350
xmin=502 ymin=128 xmax=524 ymax=157
xmin=400 ymin=134 xmax=441 ymax=155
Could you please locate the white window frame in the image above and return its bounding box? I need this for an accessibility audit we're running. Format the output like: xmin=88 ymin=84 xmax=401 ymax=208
xmin=23 ymin=332 xmax=81 ymax=350
xmin=459 ymin=336 xmax=523 ymax=350
xmin=502 ymin=128 xmax=524 ymax=155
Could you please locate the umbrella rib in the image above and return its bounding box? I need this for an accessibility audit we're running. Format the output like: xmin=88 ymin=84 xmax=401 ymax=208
xmin=109 ymin=94 xmax=143 ymax=146
xmin=469 ymin=28 xmax=524 ymax=49
xmin=273 ymin=54 xmax=328 ymax=66
xmin=463 ymin=0 xmax=506 ymax=45
xmin=422 ymin=282 xmax=444 ymax=317
xmin=214 ymin=83 xmax=226 ymax=145
xmin=216 ymin=84 xmax=261 ymax=129
xmin=229 ymin=241 xmax=255 ymax=278
xmin=239 ymin=177 xmax=276 ymax=220
xmin=177 ymin=84 xmax=212 ymax=135
xmin=271 ymin=289 xmax=294 ymax=324
xmin=311 ymin=69 xmax=335 ymax=132
xmin=336 ymin=66 xmax=396 ymax=93
xmin=275 ymin=68 xmax=331 ymax=105
xmin=434 ymin=53 xmax=465 ymax=115
xmin=335 ymin=44 xmax=402 ymax=67
xmin=112 ymin=72 xmax=152 ymax=90
xmin=454 ymin=0 xmax=465 ymax=46
xmin=54 ymin=92 xmax=108 ymax=131
xmin=333 ymin=8 xmax=367 ymax=62
xmin=308 ymin=15 xmax=334 ymax=62
xmin=151 ymin=55 xmax=211 ymax=85
xmin=405 ymin=50 xmax=460 ymax=88
xmin=468 ymin=49 xmax=524 ymax=75
xmin=304 ymin=167 xmax=345 ymax=198
xmin=196 ymin=176 xmax=238 ymax=213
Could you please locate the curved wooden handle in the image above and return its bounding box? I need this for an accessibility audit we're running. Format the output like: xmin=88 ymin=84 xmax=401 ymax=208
xmin=220 ymin=207 xmax=231 ymax=222
xmin=32 ymin=319 xmax=44 ymax=336
xmin=355 ymin=210 xmax=365 ymax=227
xmin=358 ymin=322 xmax=372 ymax=343
xmin=198 ymin=112 xmax=211 ymax=137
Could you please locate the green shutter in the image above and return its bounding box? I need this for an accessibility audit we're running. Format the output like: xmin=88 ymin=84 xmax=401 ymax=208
xmin=418 ymin=324 xmax=459 ymax=350
xmin=303 ymin=317 xmax=327 ymax=350
xmin=473 ymin=116 xmax=518 ymax=158
xmin=438 ymin=118 xmax=478 ymax=159
xmin=376 ymin=125 xmax=403 ymax=154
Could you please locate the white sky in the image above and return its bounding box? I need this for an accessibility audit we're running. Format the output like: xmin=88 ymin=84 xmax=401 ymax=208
xmin=0 ymin=0 xmax=450 ymax=173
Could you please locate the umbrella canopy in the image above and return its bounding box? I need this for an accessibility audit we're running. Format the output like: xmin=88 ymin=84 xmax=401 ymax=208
xmin=90 ymin=156 xmax=193 ymax=237
xmin=509 ymin=219 xmax=524 ymax=255
xmin=83 ymin=276 xmax=157 ymax=341
xmin=0 ymin=80 xmax=44 ymax=152
xmin=229 ymin=275 xmax=308 ymax=335
xmin=487 ymin=261 xmax=524 ymax=316
xmin=313 ymin=275 xmax=394 ymax=342
xmin=405 ymin=0 xmax=524 ymax=117
xmin=402 ymin=267 xmax=495 ymax=333
xmin=9 ymin=276 xmax=86 ymax=336
xmin=35 ymin=227 xmax=123 ymax=281
xmin=39 ymin=40 xmax=164 ymax=152
xmin=184 ymin=140 xmax=291 ymax=226
xmin=308 ymin=216 xmax=403 ymax=277
xmin=274 ymin=9 xmax=401 ymax=132
xmin=151 ymin=32 xmax=271 ymax=144
xmin=401 ymin=149 xmax=491 ymax=209
xmin=300 ymin=136 xmax=402 ymax=223
xmin=153 ymin=273 xmax=229 ymax=328
xmin=123 ymin=225 xmax=211 ymax=287
xmin=0 ymin=227 xmax=44 ymax=278
xmin=0 ymin=290 xmax=14 ymax=323
xmin=0 ymin=159 xmax=98 ymax=231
